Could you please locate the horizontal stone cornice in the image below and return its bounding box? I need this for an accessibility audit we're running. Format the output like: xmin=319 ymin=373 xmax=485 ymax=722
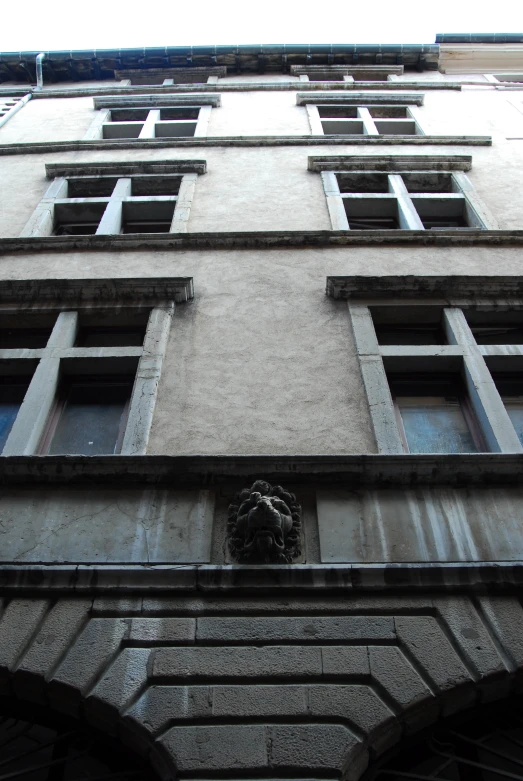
xmin=93 ymin=93 xmax=221 ymax=109
xmin=1 ymin=229 xmax=522 ymax=254
xmin=0 ymin=562 xmax=522 ymax=594
xmin=1 ymin=453 xmax=523 ymax=486
xmin=0 ymin=135 xmax=491 ymax=157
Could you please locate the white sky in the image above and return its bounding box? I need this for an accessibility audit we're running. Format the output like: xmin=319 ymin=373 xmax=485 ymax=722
xmin=2 ymin=0 xmax=523 ymax=51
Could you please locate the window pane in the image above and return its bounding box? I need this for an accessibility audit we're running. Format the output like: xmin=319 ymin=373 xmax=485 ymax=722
xmin=47 ymin=380 xmax=132 ymax=455
xmin=505 ymin=403 xmax=523 ymax=446
xmin=0 ymin=381 xmax=30 ymax=452
xmin=397 ymin=396 xmax=479 ymax=453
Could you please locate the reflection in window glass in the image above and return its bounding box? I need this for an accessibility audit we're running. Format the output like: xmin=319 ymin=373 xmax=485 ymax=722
xmin=0 ymin=380 xmax=30 ymax=452
xmin=396 ymin=396 xmax=479 ymax=454
xmin=504 ymin=400 xmax=523 ymax=445
xmin=45 ymin=379 xmax=133 ymax=455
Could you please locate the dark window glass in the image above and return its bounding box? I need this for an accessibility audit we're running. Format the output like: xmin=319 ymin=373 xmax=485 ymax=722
xmin=43 ymin=378 xmax=133 ymax=455
xmin=374 ymin=325 xmax=446 ymax=345
xmin=75 ymin=327 xmax=146 ymax=347
xmin=0 ymin=380 xmax=30 ymax=452
xmin=390 ymin=375 xmax=485 ymax=454
xmin=493 ymin=375 xmax=523 ymax=446
xmin=0 ymin=328 xmax=52 ymax=348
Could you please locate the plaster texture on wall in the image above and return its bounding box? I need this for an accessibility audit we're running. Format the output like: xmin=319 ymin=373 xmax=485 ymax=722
xmin=0 ymin=137 xmax=523 ymax=236
xmin=0 ymin=97 xmax=95 ymax=143
xmin=0 ymin=591 xmax=521 ymax=780
xmin=207 ymin=91 xmax=309 ymax=136
xmin=2 ymin=245 xmax=523 ymax=454
xmin=0 ymin=488 xmax=214 ymax=563
xmin=318 ymin=487 xmax=523 ymax=563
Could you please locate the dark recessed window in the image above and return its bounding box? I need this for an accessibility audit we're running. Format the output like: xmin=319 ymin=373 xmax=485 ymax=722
xmin=389 ymin=374 xmax=486 ymax=453
xmin=371 ymin=307 xmax=446 ymax=345
xmin=493 ymin=375 xmax=523 ymax=446
xmin=41 ymin=377 xmax=134 ymax=455
xmin=0 ymin=327 xmax=52 ymax=348
xmin=75 ymin=326 xmax=146 ymax=347
xmin=0 ymin=379 xmax=30 ymax=452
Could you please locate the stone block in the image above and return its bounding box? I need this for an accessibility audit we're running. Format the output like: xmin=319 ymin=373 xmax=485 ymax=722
xmin=159 ymin=725 xmax=267 ymax=772
xmin=477 ymin=596 xmax=523 ymax=670
xmin=129 ymin=618 xmax=196 ymax=644
xmin=124 ymin=685 xmax=212 ymax=743
xmin=197 ymin=616 xmax=394 ymax=643
xmin=321 ymin=646 xmax=370 ymax=677
xmin=309 ymin=684 xmax=400 ymax=751
xmin=434 ymin=597 xmax=506 ymax=679
xmin=49 ymin=618 xmax=129 ymax=715
xmin=152 ymin=646 xmax=322 ymax=680
xmin=14 ymin=599 xmax=91 ymax=702
xmin=394 ymin=616 xmax=472 ymax=691
xmin=212 ymin=685 xmax=307 ymax=717
xmin=0 ymin=599 xmax=49 ymax=691
xmin=368 ymin=646 xmax=431 ymax=715
xmin=92 ymin=597 xmax=143 ymax=615
xmin=268 ymin=724 xmax=363 ymax=775
xmin=86 ymin=648 xmax=151 ymax=730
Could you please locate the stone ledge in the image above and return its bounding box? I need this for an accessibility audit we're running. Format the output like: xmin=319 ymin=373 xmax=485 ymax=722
xmin=297 ymin=92 xmax=425 ymax=106
xmin=1 ymin=453 xmax=523 ymax=486
xmin=309 ymin=154 xmax=474 ymax=171
xmin=0 ymin=136 xmax=491 ymax=157
xmin=0 ymin=277 xmax=194 ymax=304
xmin=0 ymin=562 xmax=522 ymax=593
xmin=0 ymin=81 xmax=462 ymax=100
xmin=45 ymin=160 xmax=206 ymax=178
xmin=1 ymin=229 xmax=522 ymax=255
xmin=326 ymin=274 xmax=523 ymax=300
xmin=94 ymin=94 xmax=222 ymax=109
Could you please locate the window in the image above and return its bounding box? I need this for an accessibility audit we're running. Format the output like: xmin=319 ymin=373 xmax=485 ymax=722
xmin=390 ymin=374 xmax=485 ymax=453
xmin=313 ymin=104 xmax=423 ymax=136
xmin=311 ymin=156 xmax=493 ymax=231
xmin=84 ymin=95 xmax=220 ymax=141
xmin=291 ymin=65 xmax=404 ymax=82
xmin=40 ymin=376 xmax=134 ymax=455
xmin=327 ymin=276 xmax=523 ymax=455
xmin=486 ymin=73 xmax=523 ymax=83
xmin=21 ymin=161 xmax=205 ymax=237
xmin=0 ymin=277 xmax=193 ymax=456
xmin=114 ymin=66 xmax=226 ymax=85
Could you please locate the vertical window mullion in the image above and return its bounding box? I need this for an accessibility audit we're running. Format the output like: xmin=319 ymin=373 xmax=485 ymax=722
xmin=443 ymin=307 xmax=523 ymax=453
xmin=2 ymin=312 xmax=79 ymax=456
xmin=96 ymin=177 xmax=132 ymax=235
xmin=138 ymin=109 xmax=161 ymax=139
xmin=357 ymin=107 xmax=379 ymax=136
xmin=388 ymin=174 xmax=424 ymax=230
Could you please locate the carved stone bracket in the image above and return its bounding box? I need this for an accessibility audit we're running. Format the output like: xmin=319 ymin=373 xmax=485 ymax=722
xmin=227 ymin=480 xmax=301 ymax=564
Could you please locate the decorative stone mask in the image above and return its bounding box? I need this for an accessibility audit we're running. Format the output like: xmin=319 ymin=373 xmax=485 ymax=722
xmin=227 ymin=480 xmax=301 ymax=564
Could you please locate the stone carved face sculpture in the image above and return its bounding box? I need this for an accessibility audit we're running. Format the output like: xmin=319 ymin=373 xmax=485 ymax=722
xmin=227 ymin=480 xmax=301 ymax=564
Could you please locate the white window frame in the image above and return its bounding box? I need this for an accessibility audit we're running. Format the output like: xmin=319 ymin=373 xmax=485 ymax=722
xmin=309 ymin=155 xmax=495 ymax=231
xmin=327 ymin=275 xmax=523 ymax=455
xmin=84 ymin=94 xmax=220 ymax=140
xmin=305 ymin=103 xmax=426 ymax=136
xmin=20 ymin=160 xmax=206 ymax=237
xmin=0 ymin=277 xmax=193 ymax=457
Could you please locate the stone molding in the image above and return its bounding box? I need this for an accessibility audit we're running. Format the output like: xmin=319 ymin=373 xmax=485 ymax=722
xmin=0 ymin=277 xmax=194 ymax=305
xmin=2 ymin=228 xmax=523 ymax=254
xmin=45 ymin=160 xmax=207 ymax=178
xmin=0 ymin=593 xmax=522 ymax=780
xmin=114 ymin=66 xmax=227 ymax=82
xmin=93 ymin=94 xmax=221 ymax=109
xmin=296 ymin=92 xmax=425 ymax=106
xmin=1 ymin=562 xmax=523 ymax=593
xmin=0 ymin=82 xmax=463 ymax=100
xmin=1 ymin=453 xmax=523 ymax=486
xmin=327 ymin=274 xmax=523 ymax=300
xmin=309 ymin=153 xmax=474 ymax=171
xmin=0 ymin=136 xmax=491 ymax=158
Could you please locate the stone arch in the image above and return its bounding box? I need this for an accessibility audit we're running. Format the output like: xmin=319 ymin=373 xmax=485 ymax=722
xmin=0 ymin=593 xmax=522 ymax=780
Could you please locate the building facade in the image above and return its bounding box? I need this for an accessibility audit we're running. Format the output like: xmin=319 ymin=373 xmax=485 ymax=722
xmin=0 ymin=37 xmax=523 ymax=779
